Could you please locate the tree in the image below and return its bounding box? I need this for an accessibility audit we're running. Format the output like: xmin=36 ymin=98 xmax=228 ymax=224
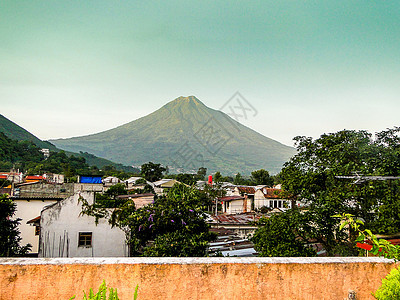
xmin=196 ymin=167 xmax=207 ymax=180
xmin=233 ymin=173 xmax=244 ymax=185
xmin=251 ymin=209 xmax=316 ymax=257
xmin=213 ymin=171 xmax=222 ymax=183
xmin=250 ymin=169 xmax=274 ymax=186
xmin=0 ymin=194 xmax=31 ymax=256
xmin=175 ymin=173 xmax=196 ymax=185
xmin=122 ymin=184 xmax=216 ymax=256
xmin=140 ymin=162 xmax=166 ymax=182
xmin=279 ymin=128 xmax=400 ymax=256
xmin=82 ymin=183 xmax=216 ymax=256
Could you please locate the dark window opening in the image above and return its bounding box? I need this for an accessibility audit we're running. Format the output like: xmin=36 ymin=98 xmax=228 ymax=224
xmin=78 ymin=232 xmax=92 ymax=247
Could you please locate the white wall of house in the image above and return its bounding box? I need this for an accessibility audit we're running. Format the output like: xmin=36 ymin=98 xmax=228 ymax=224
xmin=14 ymin=199 xmax=58 ymax=254
xmin=224 ymin=199 xmax=251 ymax=214
xmin=39 ymin=192 xmax=128 ymax=258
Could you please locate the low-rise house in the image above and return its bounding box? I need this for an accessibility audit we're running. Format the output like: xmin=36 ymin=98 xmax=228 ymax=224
xmin=103 ymin=176 xmax=120 ymax=186
xmin=39 ymin=191 xmax=128 ymax=257
xmin=220 ymin=195 xmax=251 ymax=214
xmin=11 ymin=182 xmax=104 ymax=255
xmin=116 ymin=193 xmax=155 ymax=209
xmin=43 ymin=173 xmax=64 ymax=184
xmin=125 ymin=177 xmax=151 ymax=191
xmin=254 ymin=188 xmax=292 ymax=210
xmin=232 ymin=186 xmax=257 ymax=210
xmin=0 ymin=171 xmax=23 ymax=184
xmin=153 ymin=179 xmax=180 ymax=195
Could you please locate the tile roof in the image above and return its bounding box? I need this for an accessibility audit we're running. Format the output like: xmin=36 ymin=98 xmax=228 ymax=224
xmin=261 ymin=188 xmax=283 ymax=199
xmin=237 ymin=186 xmax=256 ymax=194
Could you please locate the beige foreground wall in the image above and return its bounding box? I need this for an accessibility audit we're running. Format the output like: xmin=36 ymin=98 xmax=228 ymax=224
xmin=0 ymin=257 xmax=397 ymax=300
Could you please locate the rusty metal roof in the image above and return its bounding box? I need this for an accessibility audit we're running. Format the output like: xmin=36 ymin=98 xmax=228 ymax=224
xmin=26 ymin=216 xmax=41 ymax=224
xmin=218 ymin=196 xmax=244 ymax=202
xmin=210 ymin=213 xmax=260 ymax=224
xmin=117 ymin=193 xmax=154 ymax=199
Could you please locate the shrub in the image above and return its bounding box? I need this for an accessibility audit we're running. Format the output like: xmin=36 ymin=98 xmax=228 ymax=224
xmin=374 ymin=267 xmax=400 ymax=299
xmin=69 ymin=281 xmax=138 ymax=300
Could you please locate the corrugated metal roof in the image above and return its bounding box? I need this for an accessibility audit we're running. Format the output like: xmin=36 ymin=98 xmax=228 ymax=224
xmin=210 ymin=213 xmax=260 ymax=224
xmin=117 ymin=193 xmax=154 ymax=199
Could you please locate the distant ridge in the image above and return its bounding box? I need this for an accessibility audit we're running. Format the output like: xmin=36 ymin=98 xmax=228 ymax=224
xmin=0 ymin=114 xmax=135 ymax=171
xmin=50 ymin=96 xmax=296 ymax=175
xmin=0 ymin=114 xmax=56 ymax=150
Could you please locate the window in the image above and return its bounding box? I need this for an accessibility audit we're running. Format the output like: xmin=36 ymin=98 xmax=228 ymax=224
xmin=35 ymin=226 xmax=40 ymax=236
xmin=78 ymin=232 xmax=92 ymax=247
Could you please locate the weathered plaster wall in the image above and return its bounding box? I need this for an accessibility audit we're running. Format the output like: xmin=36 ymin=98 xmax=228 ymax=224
xmin=39 ymin=192 xmax=128 ymax=257
xmin=0 ymin=257 xmax=397 ymax=300
xmin=14 ymin=199 xmax=58 ymax=254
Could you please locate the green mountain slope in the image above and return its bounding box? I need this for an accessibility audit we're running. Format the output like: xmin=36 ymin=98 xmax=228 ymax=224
xmin=0 ymin=114 xmax=56 ymax=150
xmin=0 ymin=114 xmax=136 ymax=172
xmin=50 ymin=96 xmax=296 ymax=175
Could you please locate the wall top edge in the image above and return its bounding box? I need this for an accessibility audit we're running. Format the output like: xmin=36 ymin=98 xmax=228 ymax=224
xmin=0 ymin=257 xmax=396 ymax=266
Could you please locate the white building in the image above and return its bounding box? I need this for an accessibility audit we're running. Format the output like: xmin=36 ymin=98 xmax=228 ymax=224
xmin=220 ymin=195 xmax=251 ymax=215
xmin=254 ymin=188 xmax=292 ymax=210
xmin=39 ymin=191 xmax=128 ymax=257
xmin=14 ymin=197 xmax=60 ymax=255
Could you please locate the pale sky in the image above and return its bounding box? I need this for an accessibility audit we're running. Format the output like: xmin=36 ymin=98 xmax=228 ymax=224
xmin=1 ymin=1 xmax=399 ymax=147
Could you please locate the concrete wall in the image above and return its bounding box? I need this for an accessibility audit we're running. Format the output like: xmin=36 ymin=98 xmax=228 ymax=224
xmin=16 ymin=182 xmax=74 ymax=198
xmin=39 ymin=192 xmax=128 ymax=257
xmin=0 ymin=257 xmax=397 ymax=300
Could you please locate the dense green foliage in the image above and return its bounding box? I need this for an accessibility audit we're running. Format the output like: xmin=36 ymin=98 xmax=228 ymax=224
xmin=121 ymin=184 xmax=215 ymax=256
xmin=166 ymin=168 xmax=207 ymax=185
xmin=0 ymin=194 xmax=31 ymax=256
xmin=250 ymin=169 xmax=274 ymax=186
xmin=251 ymin=209 xmax=316 ymax=257
xmin=50 ymin=96 xmax=295 ymax=175
xmin=140 ymin=162 xmax=166 ymax=182
xmin=279 ymin=128 xmax=400 ymax=256
xmin=0 ymin=132 xmax=43 ymax=171
xmin=374 ymin=268 xmax=400 ymax=300
xmin=77 ymin=152 xmax=140 ymax=174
